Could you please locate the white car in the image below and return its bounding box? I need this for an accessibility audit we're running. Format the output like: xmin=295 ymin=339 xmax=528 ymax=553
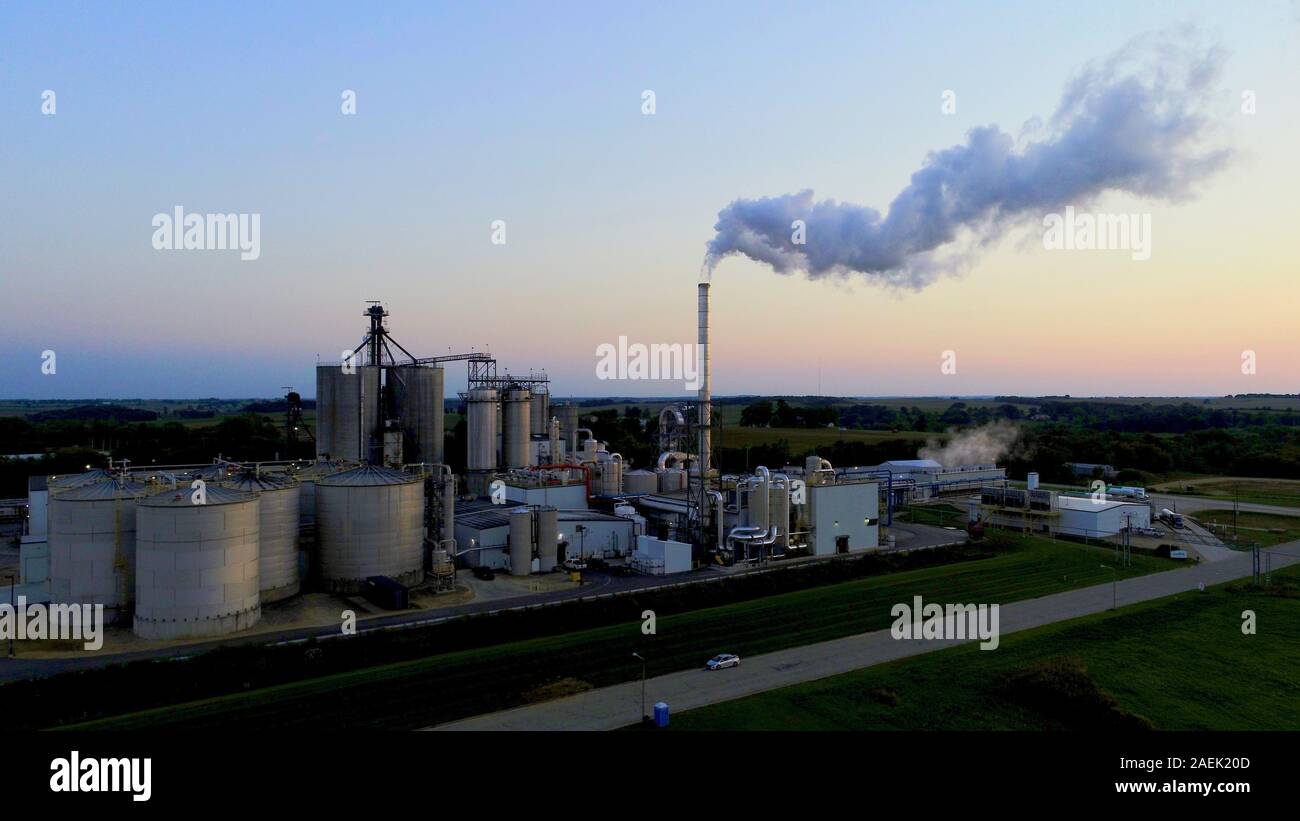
xmin=706 ymin=653 xmax=741 ymax=670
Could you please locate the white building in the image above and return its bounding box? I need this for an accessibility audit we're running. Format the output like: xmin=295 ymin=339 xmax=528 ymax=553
xmin=1056 ymin=496 xmax=1151 ymax=538
xmin=454 ymin=504 xmax=635 ymax=570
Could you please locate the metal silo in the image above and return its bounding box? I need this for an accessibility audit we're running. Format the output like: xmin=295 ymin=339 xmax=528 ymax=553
xmin=47 ymin=478 xmax=148 ymax=623
xmin=48 ymin=469 xmax=114 ymax=495
xmin=316 ymin=363 xmax=380 ymax=462
xmin=509 ymin=507 xmax=533 ymax=575
xmin=657 ymin=468 xmax=687 ymax=492
xmin=315 ymin=465 xmax=424 ymax=593
xmin=558 ymin=403 xmax=580 ymax=452
xmin=134 ymin=486 xmax=261 ymax=639
xmin=392 ymin=365 xmax=445 ymax=465
xmin=536 ymin=506 xmax=559 ymax=572
xmin=530 ymin=391 xmax=550 ymax=437
xmin=502 ymin=387 xmax=531 ymax=469
xmin=466 ymin=388 xmax=499 ymax=472
xmin=226 ymin=471 xmax=302 ymax=602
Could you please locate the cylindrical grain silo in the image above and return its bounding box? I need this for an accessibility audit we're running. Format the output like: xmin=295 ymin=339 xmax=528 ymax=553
xmin=226 ymin=471 xmax=301 ymax=603
xmin=529 ymin=391 xmax=550 ymax=437
xmin=509 ymin=507 xmax=533 ymax=575
xmin=624 ymin=470 xmax=657 ymax=494
xmin=466 ymin=388 xmax=499 ymax=472
xmin=47 ymin=479 xmax=148 ymax=623
xmin=315 ymin=465 xmax=424 ymax=593
xmin=316 ymin=363 xmax=381 ymax=461
xmin=536 ymin=506 xmax=559 ymax=572
xmin=502 ymin=387 xmax=531 ymax=469
xmin=391 ymin=365 xmax=445 ymax=465
xmin=134 ymin=486 xmax=261 ymax=639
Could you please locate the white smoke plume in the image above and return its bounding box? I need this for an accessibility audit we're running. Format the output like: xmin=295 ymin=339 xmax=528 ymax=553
xmin=703 ymin=30 xmax=1230 ymax=287
xmin=920 ymin=421 xmax=1021 ymax=467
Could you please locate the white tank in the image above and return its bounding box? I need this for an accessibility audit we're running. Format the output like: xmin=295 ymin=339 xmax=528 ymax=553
xmin=769 ymin=482 xmax=790 ymax=550
xmin=315 ymin=465 xmax=424 ymax=593
xmin=502 ymin=388 xmax=532 ymax=469
xmin=624 ymin=470 xmax=657 ymax=494
xmin=134 ymin=486 xmax=261 ymax=639
xmin=596 ymin=454 xmax=622 ymax=496
xmin=559 ymin=403 xmax=581 ymax=452
xmin=466 ymin=388 xmax=499 ymax=472
xmin=47 ymin=479 xmax=148 ymax=623
xmin=226 ymin=472 xmax=301 ymax=603
xmin=1027 ymin=472 xmax=1040 ymax=490
xmin=509 ymin=507 xmax=533 ymax=575
xmin=537 ymin=506 xmax=559 ymax=572
xmin=48 ymin=469 xmax=115 ymax=495
xmin=747 ymin=478 xmax=770 ymax=531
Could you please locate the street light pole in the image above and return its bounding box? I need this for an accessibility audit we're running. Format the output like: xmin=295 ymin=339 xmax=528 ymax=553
xmin=631 ymin=652 xmax=647 ymax=722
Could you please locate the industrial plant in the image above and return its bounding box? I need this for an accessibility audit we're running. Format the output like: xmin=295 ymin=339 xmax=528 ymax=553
xmin=11 ymin=285 xmax=1021 ymax=644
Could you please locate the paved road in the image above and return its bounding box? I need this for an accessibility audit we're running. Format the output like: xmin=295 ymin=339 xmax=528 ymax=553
xmin=0 ymin=524 xmax=964 ymax=684
xmin=1147 ymin=492 xmax=1297 ymax=517
xmin=433 ymin=543 xmax=1299 ymax=731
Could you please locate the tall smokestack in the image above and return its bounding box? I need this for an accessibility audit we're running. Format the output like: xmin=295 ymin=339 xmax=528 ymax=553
xmin=697 ymin=282 xmax=711 ymax=474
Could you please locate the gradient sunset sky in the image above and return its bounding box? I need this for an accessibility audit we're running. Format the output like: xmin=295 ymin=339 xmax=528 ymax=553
xmin=2 ymin=1 xmax=1297 ymax=400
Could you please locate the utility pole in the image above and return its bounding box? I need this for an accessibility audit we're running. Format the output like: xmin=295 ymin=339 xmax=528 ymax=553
xmin=631 ymin=652 xmax=647 ymax=722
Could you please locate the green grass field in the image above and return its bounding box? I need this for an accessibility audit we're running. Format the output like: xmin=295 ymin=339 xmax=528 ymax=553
xmin=670 ymin=567 xmax=1300 ymax=730
xmin=1154 ymin=477 xmax=1300 ymax=509
xmin=64 ymin=535 xmax=1175 ymax=730
xmin=1189 ymin=509 xmax=1300 ymax=548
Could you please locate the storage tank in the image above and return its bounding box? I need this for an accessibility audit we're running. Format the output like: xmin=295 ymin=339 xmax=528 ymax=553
xmin=316 ymin=364 xmax=381 ymax=461
xmin=315 ymin=465 xmax=424 ymax=593
xmin=226 ymin=471 xmax=301 ymax=603
xmin=47 ymin=478 xmax=148 ymax=622
xmin=624 ymin=470 xmax=657 ymax=495
xmin=134 ymin=486 xmax=261 ymax=639
xmin=657 ymin=468 xmax=687 ymax=493
xmin=558 ymin=403 xmax=580 ymax=452
xmin=509 ymin=507 xmax=534 ymax=575
xmin=769 ymin=482 xmax=790 ymax=551
xmin=466 ymin=388 xmax=499 ymax=472
xmin=391 ymin=365 xmax=445 ymax=465
xmin=530 ymin=391 xmax=550 ymax=437
xmin=596 ymin=454 xmax=622 ymax=495
xmin=502 ymin=387 xmax=532 ymax=469
xmin=536 ymin=506 xmax=559 ymax=572
xmin=48 ymin=469 xmax=114 ymax=495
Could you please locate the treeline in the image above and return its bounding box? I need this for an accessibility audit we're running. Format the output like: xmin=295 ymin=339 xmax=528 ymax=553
xmin=739 ymin=399 xmax=839 ymax=428
xmin=25 ymin=404 xmax=159 ymax=423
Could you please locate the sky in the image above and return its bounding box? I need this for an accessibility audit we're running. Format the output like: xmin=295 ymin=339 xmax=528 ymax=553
xmin=2 ymin=0 xmax=1298 ymax=400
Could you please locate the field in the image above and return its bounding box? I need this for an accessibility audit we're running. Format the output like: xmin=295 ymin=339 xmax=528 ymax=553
xmin=718 ymin=426 xmax=937 ymax=451
xmin=1153 ymin=476 xmax=1300 ymax=508
xmin=670 ymin=566 xmax=1300 ymax=730
xmin=58 ymin=534 xmax=1175 ymax=730
xmin=1189 ymin=509 xmax=1300 ymax=548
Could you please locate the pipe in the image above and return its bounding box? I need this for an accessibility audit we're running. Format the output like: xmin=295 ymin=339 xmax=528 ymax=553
xmin=697 ymin=282 xmax=711 ymax=475
xmin=533 ymin=463 xmax=594 ymax=501
xmin=707 ymin=490 xmax=725 ymax=548
xmin=657 ymin=451 xmax=690 ymax=470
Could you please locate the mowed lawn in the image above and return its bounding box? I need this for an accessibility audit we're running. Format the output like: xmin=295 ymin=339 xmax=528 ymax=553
xmin=670 ymin=568 xmax=1300 ymax=731
xmin=1189 ymin=509 xmax=1300 ymax=548
xmin=66 ymin=536 xmax=1175 ymax=730
xmin=1154 ymin=476 xmax=1300 ymax=508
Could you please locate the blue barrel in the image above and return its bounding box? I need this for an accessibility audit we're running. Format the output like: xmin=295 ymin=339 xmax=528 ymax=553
xmin=653 ymin=701 xmax=670 ymax=728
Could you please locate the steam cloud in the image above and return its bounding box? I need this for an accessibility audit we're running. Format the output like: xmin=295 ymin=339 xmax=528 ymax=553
xmin=704 ymin=31 xmax=1230 ymax=287
xmin=920 ymin=421 xmax=1021 ymax=467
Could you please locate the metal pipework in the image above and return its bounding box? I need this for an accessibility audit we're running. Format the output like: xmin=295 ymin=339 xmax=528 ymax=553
xmin=657 ymin=451 xmax=690 ymax=470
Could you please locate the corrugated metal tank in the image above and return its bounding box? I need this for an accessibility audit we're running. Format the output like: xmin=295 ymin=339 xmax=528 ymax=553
xmin=47 ymin=478 xmax=148 ymax=622
xmin=502 ymin=388 xmax=531 ymax=468
xmin=529 ymin=392 xmax=550 ymax=436
xmin=226 ymin=472 xmax=301 ymax=602
xmin=509 ymin=507 xmax=533 ymax=575
xmin=624 ymin=470 xmax=657 ymax=494
xmin=134 ymin=486 xmax=261 ymax=639
xmin=391 ymin=365 xmax=445 ymax=465
xmin=537 ymin=506 xmax=559 ymax=572
xmin=315 ymin=465 xmax=424 ymax=593
xmin=466 ymin=388 xmax=499 ymax=471
xmin=48 ymin=469 xmax=114 ymax=495
xmin=316 ymin=364 xmax=380 ymax=461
